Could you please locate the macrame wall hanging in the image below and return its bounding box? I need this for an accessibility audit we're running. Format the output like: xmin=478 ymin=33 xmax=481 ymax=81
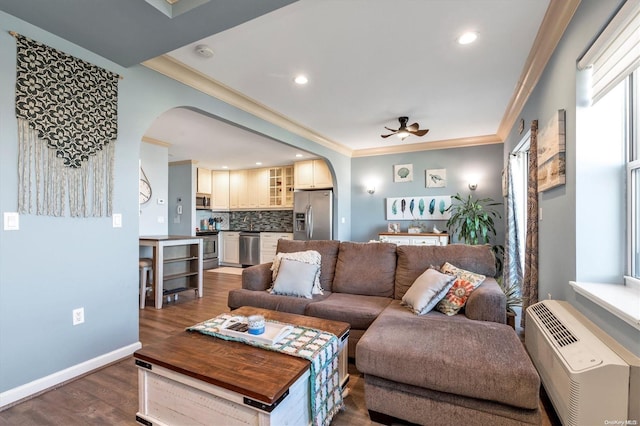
xmin=13 ymin=33 xmax=119 ymax=217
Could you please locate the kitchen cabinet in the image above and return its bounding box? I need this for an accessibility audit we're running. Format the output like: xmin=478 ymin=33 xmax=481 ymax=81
xmin=257 ymin=168 xmax=270 ymax=208
xmin=210 ymin=170 xmax=229 ymax=210
xmin=294 ymin=159 xmax=332 ymax=189
xmin=221 ymin=231 xmax=240 ymax=265
xmin=260 ymin=232 xmax=293 ymax=264
xmin=378 ymin=233 xmax=449 ymax=246
xmin=230 ymin=168 xmax=277 ymax=210
xmin=268 ymin=166 xmax=294 ymax=208
xmin=230 ymin=170 xmax=256 ymax=209
xmin=197 ymin=168 xmax=212 ymax=195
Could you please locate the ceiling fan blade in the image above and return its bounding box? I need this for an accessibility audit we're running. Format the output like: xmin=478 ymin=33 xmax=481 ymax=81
xmin=381 ymin=133 xmax=395 ymax=138
xmin=411 ymin=129 xmax=429 ymax=137
xmin=384 ymin=127 xmax=398 ymax=132
xmin=407 ymin=123 xmax=419 ymax=132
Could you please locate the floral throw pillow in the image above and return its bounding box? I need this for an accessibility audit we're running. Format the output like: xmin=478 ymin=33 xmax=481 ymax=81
xmin=435 ymin=262 xmax=486 ymax=316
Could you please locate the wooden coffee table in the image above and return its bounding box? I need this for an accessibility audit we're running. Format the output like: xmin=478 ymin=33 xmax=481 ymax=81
xmin=134 ymin=307 xmax=350 ymax=426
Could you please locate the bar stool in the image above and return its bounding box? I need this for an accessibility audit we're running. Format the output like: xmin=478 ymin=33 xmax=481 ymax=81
xmin=139 ymin=258 xmax=153 ymax=309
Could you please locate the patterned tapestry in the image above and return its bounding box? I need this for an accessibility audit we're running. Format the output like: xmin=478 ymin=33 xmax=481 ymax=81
xmin=14 ymin=34 xmax=118 ymax=217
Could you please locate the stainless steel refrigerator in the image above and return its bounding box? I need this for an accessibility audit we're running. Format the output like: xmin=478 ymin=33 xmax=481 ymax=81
xmin=293 ymin=190 xmax=333 ymax=240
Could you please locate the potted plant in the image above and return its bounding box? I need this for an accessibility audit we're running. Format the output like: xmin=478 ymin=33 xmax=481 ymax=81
xmin=445 ymin=193 xmax=501 ymax=245
xmin=498 ymin=278 xmax=523 ymax=329
xmin=446 ymin=193 xmax=518 ymax=326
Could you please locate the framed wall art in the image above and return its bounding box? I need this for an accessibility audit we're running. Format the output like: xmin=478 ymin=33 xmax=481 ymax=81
xmin=537 ymin=109 xmax=566 ymax=192
xmin=393 ymin=164 xmax=413 ymax=182
xmin=386 ymin=195 xmax=451 ymax=220
xmin=426 ymin=169 xmax=446 ymax=188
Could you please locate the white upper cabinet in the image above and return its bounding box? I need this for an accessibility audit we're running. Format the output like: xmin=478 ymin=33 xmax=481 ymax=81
xmin=196 ymin=167 xmax=212 ymax=194
xmin=294 ymin=159 xmax=332 ymax=189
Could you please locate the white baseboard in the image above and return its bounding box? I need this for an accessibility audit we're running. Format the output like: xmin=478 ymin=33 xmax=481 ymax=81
xmin=0 ymin=341 xmax=142 ymax=409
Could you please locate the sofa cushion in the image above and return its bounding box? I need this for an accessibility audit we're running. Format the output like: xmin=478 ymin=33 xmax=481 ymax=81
xmin=276 ymin=239 xmax=340 ymax=292
xmin=356 ymin=301 xmax=540 ymax=410
xmin=227 ymin=288 xmax=332 ymax=315
xmin=395 ymin=244 xmax=496 ymax=300
xmin=305 ymin=293 xmax=392 ymax=330
xmin=332 ymin=242 xmax=397 ymax=297
xmin=271 ymin=250 xmax=322 ymax=294
xmin=402 ymin=268 xmax=455 ymax=315
xmin=270 ymin=258 xmax=320 ymax=299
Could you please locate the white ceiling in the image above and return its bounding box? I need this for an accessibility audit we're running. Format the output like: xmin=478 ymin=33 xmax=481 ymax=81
xmin=1 ymin=0 xmax=555 ymax=170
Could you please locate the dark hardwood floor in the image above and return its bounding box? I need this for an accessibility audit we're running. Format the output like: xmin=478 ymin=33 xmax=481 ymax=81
xmin=0 ymin=271 xmax=558 ymax=425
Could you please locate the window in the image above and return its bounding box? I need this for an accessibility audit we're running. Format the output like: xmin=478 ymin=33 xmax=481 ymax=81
xmin=629 ymin=71 xmax=639 ymax=278
xmin=578 ymin=1 xmax=640 ymax=280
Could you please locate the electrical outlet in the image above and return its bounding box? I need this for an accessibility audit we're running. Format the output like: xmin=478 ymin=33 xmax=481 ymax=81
xmin=73 ymin=307 xmax=85 ymax=325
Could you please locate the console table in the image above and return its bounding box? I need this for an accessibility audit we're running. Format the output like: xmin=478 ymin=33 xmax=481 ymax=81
xmin=139 ymin=236 xmax=203 ymax=309
xmin=379 ymin=232 xmax=449 ymax=246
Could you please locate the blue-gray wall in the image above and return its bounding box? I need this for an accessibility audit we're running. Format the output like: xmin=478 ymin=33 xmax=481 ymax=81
xmin=351 ymin=144 xmax=505 ymax=244
xmin=140 ymin=142 xmax=169 ymax=236
xmin=502 ymin=0 xmax=639 ymax=355
xmin=0 ymin=10 xmax=351 ymax=398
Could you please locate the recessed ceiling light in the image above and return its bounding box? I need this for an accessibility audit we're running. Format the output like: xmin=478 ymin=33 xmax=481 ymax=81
xmin=294 ymin=75 xmax=308 ymax=85
xmin=256 ymin=162 xmax=262 ymax=166
xmin=222 ymin=165 xmax=228 ymax=169
xmin=457 ymin=32 xmax=478 ymax=45
xmin=295 ymin=154 xmax=303 ymax=158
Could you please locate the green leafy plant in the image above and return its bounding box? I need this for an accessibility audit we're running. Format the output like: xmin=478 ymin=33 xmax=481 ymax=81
xmin=497 ymin=277 xmax=523 ymax=314
xmin=445 ymin=193 xmax=501 ymax=245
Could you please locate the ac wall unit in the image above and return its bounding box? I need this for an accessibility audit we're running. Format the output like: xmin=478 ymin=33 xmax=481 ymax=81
xmin=525 ymin=300 xmax=629 ymax=426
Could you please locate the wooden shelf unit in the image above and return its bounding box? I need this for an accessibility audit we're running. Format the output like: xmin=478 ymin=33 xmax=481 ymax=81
xmin=139 ymin=236 xmax=203 ymax=309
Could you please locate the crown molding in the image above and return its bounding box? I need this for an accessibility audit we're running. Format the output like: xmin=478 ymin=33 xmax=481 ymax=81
xmin=352 ymin=134 xmax=502 ymax=157
xmin=141 ymin=136 xmax=171 ymax=147
xmin=142 ymin=55 xmax=353 ymax=157
xmin=497 ymin=0 xmax=581 ymax=140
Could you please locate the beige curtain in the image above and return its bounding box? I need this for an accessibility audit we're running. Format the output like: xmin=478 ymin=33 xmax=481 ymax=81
xmin=521 ymin=120 xmax=539 ymax=327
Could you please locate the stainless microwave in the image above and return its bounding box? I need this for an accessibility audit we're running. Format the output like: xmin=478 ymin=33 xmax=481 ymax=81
xmin=196 ymin=195 xmax=210 ymax=209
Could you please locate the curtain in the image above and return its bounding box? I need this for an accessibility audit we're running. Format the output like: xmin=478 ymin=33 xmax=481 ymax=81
xmin=14 ymin=34 xmax=118 ymax=217
xmin=503 ymin=153 xmax=526 ymax=295
xmin=521 ymin=120 xmax=539 ymax=327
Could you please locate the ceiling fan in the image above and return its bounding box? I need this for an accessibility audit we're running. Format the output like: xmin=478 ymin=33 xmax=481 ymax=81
xmin=381 ymin=116 xmax=429 ymax=141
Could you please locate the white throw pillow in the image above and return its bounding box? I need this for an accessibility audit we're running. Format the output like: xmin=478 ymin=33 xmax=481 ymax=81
xmin=402 ymin=268 xmax=456 ymax=315
xmin=271 ymin=250 xmax=322 ymax=294
xmin=271 ymin=258 xmax=320 ymax=299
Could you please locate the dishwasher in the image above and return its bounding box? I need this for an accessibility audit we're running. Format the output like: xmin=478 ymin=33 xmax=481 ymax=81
xmin=239 ymin=232 xmax=260 ymax=266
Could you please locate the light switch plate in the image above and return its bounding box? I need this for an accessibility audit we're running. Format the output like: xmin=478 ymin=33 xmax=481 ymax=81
xmin=4 ymin=212 xmax=19 ymax=231
xmin=112 ymin=213 xmax=122 ymax=228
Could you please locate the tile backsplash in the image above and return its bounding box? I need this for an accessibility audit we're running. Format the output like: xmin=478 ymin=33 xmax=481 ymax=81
xmin=196 ymin=210 xmax=293 ymax=232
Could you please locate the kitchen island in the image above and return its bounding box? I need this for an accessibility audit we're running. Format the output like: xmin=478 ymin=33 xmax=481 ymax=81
xmin=139 ymin=236 xmax=203 ymax=309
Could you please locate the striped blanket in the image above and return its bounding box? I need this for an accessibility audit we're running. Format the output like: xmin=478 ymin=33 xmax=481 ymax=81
xmin=187 ymin=314 xmax=344 ymax=426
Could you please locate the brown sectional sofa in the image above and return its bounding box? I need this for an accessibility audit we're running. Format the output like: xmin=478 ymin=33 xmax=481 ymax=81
xmin=227 ymin=240 xmax=541 ymax=425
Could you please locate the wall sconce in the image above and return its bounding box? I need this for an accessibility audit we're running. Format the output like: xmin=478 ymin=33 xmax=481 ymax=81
xmin=468 ymin=181 xmax=478 ymax=191
xmin=366 ymin=185 xmax=376 ymax=195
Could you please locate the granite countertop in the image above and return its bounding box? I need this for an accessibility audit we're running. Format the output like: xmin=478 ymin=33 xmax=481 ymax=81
xmin=221 ymin=229 xmax=293 ymax=233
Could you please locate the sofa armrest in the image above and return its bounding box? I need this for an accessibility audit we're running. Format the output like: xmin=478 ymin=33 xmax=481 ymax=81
xmin=465 ymin=278 xmax=506 ymax=323
xmin=242 ymin=262 xmax=273 ymax=291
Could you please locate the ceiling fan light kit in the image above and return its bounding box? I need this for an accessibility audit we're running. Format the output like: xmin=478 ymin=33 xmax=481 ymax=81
xmin=381 ymin=116 xmax=429 ymax=141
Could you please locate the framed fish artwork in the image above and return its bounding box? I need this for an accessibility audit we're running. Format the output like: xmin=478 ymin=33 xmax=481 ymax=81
xmin=386 ymin=196 xmax=452 ymax=220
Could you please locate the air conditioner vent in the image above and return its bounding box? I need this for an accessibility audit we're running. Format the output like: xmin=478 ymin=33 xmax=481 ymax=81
xmin=530 ymin=303 xmax=578 ymax=347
